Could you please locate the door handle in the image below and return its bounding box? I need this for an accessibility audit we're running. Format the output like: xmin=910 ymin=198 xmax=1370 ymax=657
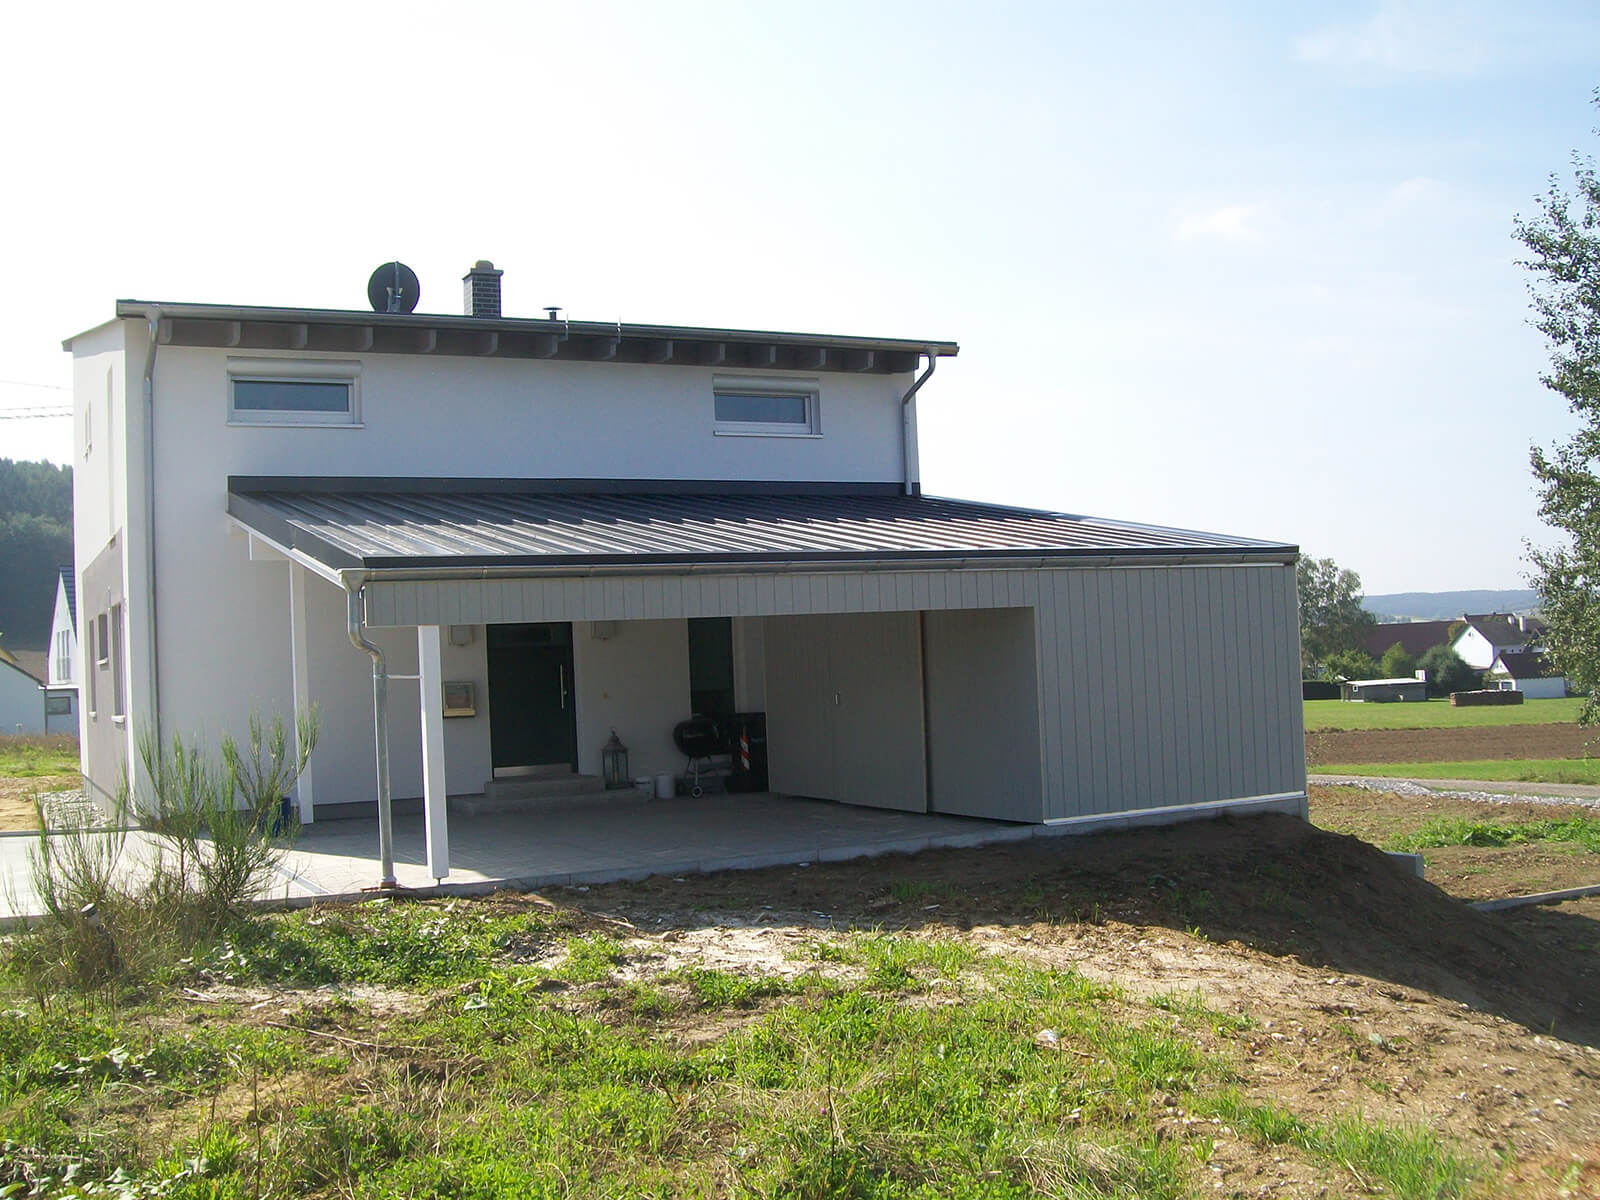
xmin=560 ymin=665 xmax=568 ymax=710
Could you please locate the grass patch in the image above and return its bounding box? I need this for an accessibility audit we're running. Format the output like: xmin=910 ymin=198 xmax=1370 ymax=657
xmin=0 ymin=895 xmax=1486 ymax=1199
xmin=1147 ymin=989 xmax=1256 ymax=1033
xmin=1303 ymin=696 xmax=1585 ymax=731
xmin=210 ymin=896 xmax=571 ymax=987
xmin=1388 ymin=813 xmax=1600 ymax=853
xmin=1318 ymin=758 xmax=1600 ymax=784
xmin=0 ymin=733 xmax=79 ymax=778
xmin=1211 ymin=1092 xmax=1478 ymax=1199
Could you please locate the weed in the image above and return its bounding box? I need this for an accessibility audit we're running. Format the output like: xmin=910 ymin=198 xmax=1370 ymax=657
xmin=1389 ymin=813 xmax=1600 ymax=853
xmin=1210 ymin=1092 xmax=1478 ymax=1199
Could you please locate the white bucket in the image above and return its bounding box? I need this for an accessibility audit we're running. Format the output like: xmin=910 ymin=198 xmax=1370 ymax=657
xmin=654 ymin=773 xmax=675 ymax=800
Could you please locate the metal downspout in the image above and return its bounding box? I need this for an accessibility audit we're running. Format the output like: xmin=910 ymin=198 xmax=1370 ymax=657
xmin=141 ymin=308 xmax=162 ymax=797
xmin=346 ymin=583 xmax=397 ymax=889
xmin=900 ymin=350 xmax=938 ymax=497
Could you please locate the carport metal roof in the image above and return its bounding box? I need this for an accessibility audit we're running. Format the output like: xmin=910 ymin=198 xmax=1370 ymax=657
xmin=227 ymin=477 xmax=1296 ymax=576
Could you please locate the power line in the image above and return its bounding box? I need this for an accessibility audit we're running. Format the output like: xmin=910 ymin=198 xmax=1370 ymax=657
xmin=0 ymin=378 xmax=69 ymax=392
xmin=0 ymin=406 xmax=72 ymax=420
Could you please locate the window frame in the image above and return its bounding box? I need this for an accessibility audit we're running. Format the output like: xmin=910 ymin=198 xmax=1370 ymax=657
xmin=712 ymin=376 xmax=821 ymax=438
xmin=85 ymin=620 xmax=97 ymax=716
xmin=110 ymin=604 xmax=126 ymax=723
xmin=227 ymin=358 xmax=362 ymax=428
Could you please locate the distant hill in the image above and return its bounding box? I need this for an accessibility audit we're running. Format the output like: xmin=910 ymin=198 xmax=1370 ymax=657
xmin=0 ymin=458 xmax=73 ymax=651
xmin=1363 ymin=589 xmax=1539 ymax=622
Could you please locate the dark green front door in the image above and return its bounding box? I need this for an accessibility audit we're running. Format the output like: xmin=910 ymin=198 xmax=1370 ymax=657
xmin=488 ymin=623 xmax=577 ymax=772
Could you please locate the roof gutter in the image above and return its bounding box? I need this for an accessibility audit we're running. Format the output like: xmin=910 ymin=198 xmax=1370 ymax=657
xmin=900 ymin=349 xmax=938 ymax=497
xmin=344 ymin=578 xmax=397 ymax=890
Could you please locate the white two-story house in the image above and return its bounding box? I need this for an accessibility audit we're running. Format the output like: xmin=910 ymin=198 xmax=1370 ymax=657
xmin=64 ymin=261 xmax=1305 ymax=885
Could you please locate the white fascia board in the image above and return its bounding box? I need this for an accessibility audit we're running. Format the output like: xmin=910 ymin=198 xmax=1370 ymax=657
xmin=225 ymin=515 xmax=344 ymax=586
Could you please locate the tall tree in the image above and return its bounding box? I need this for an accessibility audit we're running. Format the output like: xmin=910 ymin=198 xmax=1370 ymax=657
xmin=1518 ymin=93 xmax=1600 ymax=721
xmin=1296 ymin=554 xmax=1375 ymax=673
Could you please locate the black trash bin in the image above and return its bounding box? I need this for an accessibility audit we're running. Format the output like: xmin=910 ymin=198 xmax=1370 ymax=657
xmin=723 ymin=712 xmax=768 ymax=792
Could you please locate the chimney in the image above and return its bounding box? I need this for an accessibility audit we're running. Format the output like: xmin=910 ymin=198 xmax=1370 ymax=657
xmin=463 ymin=260 xmax=503 ymax=318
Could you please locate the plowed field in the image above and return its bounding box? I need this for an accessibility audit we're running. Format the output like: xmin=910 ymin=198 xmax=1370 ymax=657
xmin=1307 ymin=722 xmax=1599 ymax=766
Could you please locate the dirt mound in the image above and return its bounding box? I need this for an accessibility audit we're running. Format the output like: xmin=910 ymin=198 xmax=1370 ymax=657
xmin=583 ymin=813 xmax=1599 ymax=1046
xmin=1308 ymin=724 xmax=1598 ymax=765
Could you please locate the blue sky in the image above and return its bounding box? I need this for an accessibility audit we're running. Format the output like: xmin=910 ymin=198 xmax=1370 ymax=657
xmin=2 ymin=0 xmax=1597 ymax=593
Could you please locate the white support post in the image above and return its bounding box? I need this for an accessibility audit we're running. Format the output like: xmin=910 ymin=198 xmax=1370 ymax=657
xmin=289 ymin=563 xmax=316 ymax=824
xmin=418 ymin=624 xmax=450 ymax=882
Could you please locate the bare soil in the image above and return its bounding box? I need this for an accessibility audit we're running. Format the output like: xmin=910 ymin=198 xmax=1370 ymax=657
xmin=1306 ymin=722 xmax=1600 ymax=766
xmin=1311 ymin=785 xmax=1600 ymax=902
xmin=0 ymin=775 xmax=77 ymax=832
xmin=1307 ymin=722 xmax=1600 ymax=766
xmin=542 ymin=813 xmax=1600 ymax=1195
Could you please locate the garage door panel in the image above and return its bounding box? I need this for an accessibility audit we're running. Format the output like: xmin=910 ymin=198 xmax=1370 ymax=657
xmin=832 ymin=612 xmax=927 ymax=813
xmin=762 ymin=615 xmax=835 ymax=800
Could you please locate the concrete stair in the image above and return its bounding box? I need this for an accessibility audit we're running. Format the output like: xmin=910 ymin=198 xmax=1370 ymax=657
xmin=450 ymin=773 xmax=644 ymax=818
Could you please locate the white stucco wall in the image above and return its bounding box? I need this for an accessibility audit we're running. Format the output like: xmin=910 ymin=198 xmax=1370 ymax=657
xmin=1506 ymin=675 xmax=1567 ymax=699
xmin=572 ymin=619 xmax=692 ymax=780
xmin=48 ymin=576 xmax=78 ymax=687
xmin=1453 ymin=628 xmax=1500 ymax=671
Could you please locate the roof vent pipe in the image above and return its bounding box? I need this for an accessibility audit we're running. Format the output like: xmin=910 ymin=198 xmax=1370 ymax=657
xmin=463 ymin=260 xmax=503 ymax=318
xmin=900 ymin=349 xmax=939 ymax=497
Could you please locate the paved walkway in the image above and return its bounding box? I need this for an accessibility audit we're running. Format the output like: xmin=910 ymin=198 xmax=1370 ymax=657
xmin=0 ymin=795 xmax=1015 ymax=922
xmin=1309 ymin=773 xmax=1600 ymax=806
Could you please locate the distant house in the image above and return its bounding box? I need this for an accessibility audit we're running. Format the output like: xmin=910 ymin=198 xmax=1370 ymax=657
xmin=45 ymin=566 xmax=80 ymax=735
xmin=0 ymin=650 xmax=63 ymax=735
xmin=1342 ymin=676 xmax=1428 ymax=703
xmin=1452 ymin=614 xmax=1544 ymax=672
xmin=1485 ymin=650 xmax=1566 ymax=699
xmin=1361 ymin=619 xmax=1455 ymax=662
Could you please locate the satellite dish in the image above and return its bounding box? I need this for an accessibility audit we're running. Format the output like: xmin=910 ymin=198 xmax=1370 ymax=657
xmin=367 ymin=261 xmax=420 ymax=314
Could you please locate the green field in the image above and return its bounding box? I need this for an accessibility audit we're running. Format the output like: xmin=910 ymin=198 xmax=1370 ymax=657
xmin=1303 ymin=697 xmax=1584 ymax=731
xmin=1316 ymin=757 xmax=1600 ymax=785
xmin=0 ymin=734 xmax=79 ymax=778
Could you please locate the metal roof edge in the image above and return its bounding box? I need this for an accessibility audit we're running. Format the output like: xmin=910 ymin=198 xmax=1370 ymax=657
xmin=115 ymin=300 xmax=959 ymax=357
xmin=227 ymin=475 xmax=911 ymax=498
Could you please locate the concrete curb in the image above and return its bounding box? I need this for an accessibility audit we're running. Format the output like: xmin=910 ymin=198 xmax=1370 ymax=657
xmin=1470 ymin=883 xmax=1600 ymax=912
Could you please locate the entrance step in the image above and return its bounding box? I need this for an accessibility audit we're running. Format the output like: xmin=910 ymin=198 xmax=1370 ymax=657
xmin=452 ymin=774 xmax=639 ymax=817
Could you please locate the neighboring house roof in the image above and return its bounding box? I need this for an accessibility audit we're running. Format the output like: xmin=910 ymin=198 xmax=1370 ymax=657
xmin=1488 ymin=650 xmax=1561 ymax=680
xmin=1 ymin=654 xmax=45 ymax=686
xmin=228 ymin=479 xmax=1297 ymax=574
xmin=70 ymin=301 xmax=960 ymax=375
xmin=58 ymin=565 xmax=76 ymax=630
xmin=1362 ymin=620 xmax=1454 ymax=660
xmin=1461 ymin=614 xmax=1537 ymax=651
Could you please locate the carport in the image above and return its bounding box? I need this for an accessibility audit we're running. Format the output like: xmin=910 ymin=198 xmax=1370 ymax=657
xmin=227 ymin=477 xmax=1306 ymax=890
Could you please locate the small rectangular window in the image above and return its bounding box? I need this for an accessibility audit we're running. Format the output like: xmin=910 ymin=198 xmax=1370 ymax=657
xmin=228 ymin=359 xmax=361 ymax=426
xmin=111 ymin=604 xmax=126 ymax=721
xmin=96 ymin=614 xmax=109 ymax=665
xmin=688 ymin=617 xmax=736 ymax=718
xmin=45 ymin=694 xmax=72 ymax=717
xmin=712 ymin=380 xmax=820 ymax=436
xmin=86 ymin=622 xmax=97 ymax=715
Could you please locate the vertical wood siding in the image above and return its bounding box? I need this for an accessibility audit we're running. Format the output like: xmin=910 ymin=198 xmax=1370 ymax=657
xmin=364 ymin=560 xmax=1303 ymax=820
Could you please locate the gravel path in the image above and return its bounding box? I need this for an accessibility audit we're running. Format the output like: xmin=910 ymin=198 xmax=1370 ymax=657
xmin=1308 ymin=772 xmax=1600 ymax=810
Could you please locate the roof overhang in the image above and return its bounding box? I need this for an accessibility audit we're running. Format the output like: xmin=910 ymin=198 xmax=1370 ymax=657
xmin=68 ymin=301 xmax=958 ymax=373
xmin=226 ymin=477 xmax=1298 ymax=585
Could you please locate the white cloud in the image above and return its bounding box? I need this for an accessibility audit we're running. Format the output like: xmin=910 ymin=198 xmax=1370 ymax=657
xmin=1175 ymin=204 xmax=1261 ymax=242
xmin=1294 ymin=3 xmax=1490 ymax=76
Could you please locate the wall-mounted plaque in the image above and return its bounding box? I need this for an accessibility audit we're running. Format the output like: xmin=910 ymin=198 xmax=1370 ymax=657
xmin=442 ymin=680 xmax=476 ymax=718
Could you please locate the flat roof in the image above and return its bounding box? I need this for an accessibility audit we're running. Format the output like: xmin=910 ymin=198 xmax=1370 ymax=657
xmin=66 ymin=302 xmax=957 ymax=374
xmin=227 ymin=477 xmax=1297 ymax=575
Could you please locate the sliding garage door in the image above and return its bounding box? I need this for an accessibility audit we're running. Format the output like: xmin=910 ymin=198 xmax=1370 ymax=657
xmin=763 ymin=612 xmax=926 ymax=813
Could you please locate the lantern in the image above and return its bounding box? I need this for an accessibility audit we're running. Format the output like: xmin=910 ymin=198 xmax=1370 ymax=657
xmin=601 ymin=729 xmax=629 ymax=790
